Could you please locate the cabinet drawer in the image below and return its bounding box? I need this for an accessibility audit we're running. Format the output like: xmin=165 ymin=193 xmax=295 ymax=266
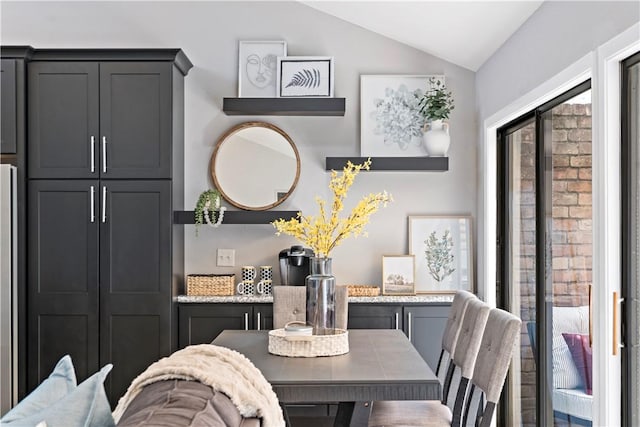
xmin=347 ymin=304 xmax=402 ymax=330
xmin=179 ymin=304 xmax=250 ymax=348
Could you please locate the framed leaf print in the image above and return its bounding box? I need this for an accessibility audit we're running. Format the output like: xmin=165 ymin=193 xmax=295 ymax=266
xmin=276 ymin=56 xmax=334 ymax=97
xmin=408 ymin=215 xmax=474 ymax=293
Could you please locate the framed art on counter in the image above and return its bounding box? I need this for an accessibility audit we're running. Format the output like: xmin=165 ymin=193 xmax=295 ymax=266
xmin=382 ymin=255 xmax=416 ymax=296
xmin=408 ymin=215 xmax=473 ymax=293
xmin=238 ymin=40 xmax=287 ymax=97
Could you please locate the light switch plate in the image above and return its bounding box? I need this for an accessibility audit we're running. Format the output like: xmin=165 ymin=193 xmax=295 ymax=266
xmin=217 ymin=249 xmax=235 ymax=267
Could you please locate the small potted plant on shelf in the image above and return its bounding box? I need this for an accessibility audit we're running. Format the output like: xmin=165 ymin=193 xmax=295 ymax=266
xmin=194 ymin=189 xmax=226 ymax=235
xmin=417 ymin=77 xmax=454 ymax=157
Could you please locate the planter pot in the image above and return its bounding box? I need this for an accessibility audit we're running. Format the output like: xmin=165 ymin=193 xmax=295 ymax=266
xmin=422 ymin=120 xmax=450 ymax=157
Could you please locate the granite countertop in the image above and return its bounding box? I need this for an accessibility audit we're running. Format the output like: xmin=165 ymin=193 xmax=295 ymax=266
xmin=175 ymin=294 xmax=453 ymax=304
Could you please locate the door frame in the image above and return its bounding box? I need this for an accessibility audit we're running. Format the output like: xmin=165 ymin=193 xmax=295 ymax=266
xmin=621 ymin=50 xmax=640 ymax=427
xmin=481 ymin=23 xmax=640 ymax=426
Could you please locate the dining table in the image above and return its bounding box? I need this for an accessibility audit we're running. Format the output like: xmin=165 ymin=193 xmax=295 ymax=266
xmin=211 ymin=328 xmax=440 ymax=427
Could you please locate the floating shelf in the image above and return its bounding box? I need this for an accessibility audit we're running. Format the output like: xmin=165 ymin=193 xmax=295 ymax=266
xmin=173 ymin=210 xmax=298 ymax=225
xmin=325 ymin=157 xmax=449 ymax=172
xmin=223 ymin=97 xmax=345 ymax=116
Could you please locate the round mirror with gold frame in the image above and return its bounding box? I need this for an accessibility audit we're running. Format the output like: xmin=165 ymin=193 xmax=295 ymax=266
xmin=211 ymin=122 xmax=300 ymax=211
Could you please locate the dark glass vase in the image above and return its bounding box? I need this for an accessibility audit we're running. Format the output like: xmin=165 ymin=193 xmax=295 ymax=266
xmin=305 ymin=257 xmax=336 ymax=335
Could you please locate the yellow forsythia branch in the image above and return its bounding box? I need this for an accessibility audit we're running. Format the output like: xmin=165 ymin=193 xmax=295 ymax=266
xmin=272 ymin=159 xmax=392 ymax=257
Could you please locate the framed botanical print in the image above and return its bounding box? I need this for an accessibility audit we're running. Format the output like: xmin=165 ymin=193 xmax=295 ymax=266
xmin=408 ymin=215 xmax=473 ymax=293
xmin=360 ymin=75 xmax=443 ymax=157
xmin=238 ymin=40 xmax=287 ymax=97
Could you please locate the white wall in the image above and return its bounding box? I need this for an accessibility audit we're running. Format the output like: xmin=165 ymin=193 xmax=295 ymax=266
xmin=476 ymin=1 xmax=639 ymax=121
xmin=1 ymin=1 xmax=477 ymax=286
xmin=475 ymin=0 xmax=639 ymax=298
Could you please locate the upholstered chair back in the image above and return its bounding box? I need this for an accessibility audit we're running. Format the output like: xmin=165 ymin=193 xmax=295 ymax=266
xmin=443 ymin=298 xmax=490 ymax=426
xmin=463 ymin=308 xmax=521 ymax=427
xmin=437 ymin=291 xmax=476 ymax=382
xmin=272 ymin=286 xmax=348 ymax=330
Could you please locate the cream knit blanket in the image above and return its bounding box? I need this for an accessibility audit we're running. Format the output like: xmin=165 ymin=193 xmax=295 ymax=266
xmin=112 ymin=344 xmax=285 ymax=427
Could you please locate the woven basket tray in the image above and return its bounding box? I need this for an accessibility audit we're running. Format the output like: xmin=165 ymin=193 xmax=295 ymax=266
xmin=186 ymin=274 xmax=235 ymax=296
xmin=346 ymin=285 xmax=380 ymax=297
xmin=268 ymin=329 xmax=349 ymax=357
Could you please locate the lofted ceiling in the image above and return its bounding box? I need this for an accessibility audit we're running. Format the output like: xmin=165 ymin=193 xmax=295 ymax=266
xmin=303 ymin=1 xmax=544 ymax=71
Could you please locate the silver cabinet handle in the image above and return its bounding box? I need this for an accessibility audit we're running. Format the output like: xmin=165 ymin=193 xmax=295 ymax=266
xmin=90 ymin=136 xmax=95 ymax=173
xmin=101 ymin=186 xmax=107 ymax=223
xmin=395 ymin=312 xmax=399 ymax=330
xmin=90 ymin=186 xmax=95 ymax=223
xmin=407 ymin=312 xmax=412 ymax=341
xmin=257 ymin=312 xmax=261 ymax=331
xmin=244 ymin=312 xmax=249 ymax=331
xmin=102 ymin=136 xmax=107 ymax=173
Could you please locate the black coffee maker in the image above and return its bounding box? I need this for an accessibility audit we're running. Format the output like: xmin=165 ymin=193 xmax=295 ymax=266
xmin=278 ymin=245 xmax=314 ymax=286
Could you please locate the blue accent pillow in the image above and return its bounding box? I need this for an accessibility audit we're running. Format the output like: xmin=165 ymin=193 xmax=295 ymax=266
xmin=1 ymin=358 xmax=115 ymax=427
xmin=1 ymin=355 xmax=76 ymax=423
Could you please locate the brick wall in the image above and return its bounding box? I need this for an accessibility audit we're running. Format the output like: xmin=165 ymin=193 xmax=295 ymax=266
xmin=515 ymin=103 xmax=592 ymax=426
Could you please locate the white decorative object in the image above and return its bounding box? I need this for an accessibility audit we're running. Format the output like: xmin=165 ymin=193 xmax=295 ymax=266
xmin=268 ymin=328 xmax=349 ymax=357
xmin=422 ymin=119 xmax=451 ymax=157
xmin=360 ymin=75 xmax=443 ymax=157
xmin=238 ymin=41 xmax=287 ymax=97
xmin=276 ymin=56 xmax=334 ymax=97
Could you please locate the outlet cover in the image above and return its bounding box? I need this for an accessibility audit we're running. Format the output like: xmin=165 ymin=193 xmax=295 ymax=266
xmin=217 ymin=249 xmax=235 ymax=267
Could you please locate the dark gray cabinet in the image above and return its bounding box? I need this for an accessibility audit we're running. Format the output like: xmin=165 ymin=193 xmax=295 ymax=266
xmin=27 ymin=180 xmax=173 ymax=402
xmin=349 ymin=302 xmax=450 ymax=371
xmin=28 ymin=61 xmax=172 ymax=179
xmin=404 ymin=305 xmax=450 ymax=371
xmin=179 ymin=302 xmax=450 ymax=372
xmin=27 ymin=180 xmax=100 ymax=386
xmin=24 ymin=48 xmax=191 ymax=405
xmin=1 ymin=59 xmax=17 ymax=154
xmin=348 ymin=304 xmax=402 ymax=330
xmin=178 ymin=304 xmax=273 ymax=348
xmin=99 ymin=181 xmax=172 ymax=403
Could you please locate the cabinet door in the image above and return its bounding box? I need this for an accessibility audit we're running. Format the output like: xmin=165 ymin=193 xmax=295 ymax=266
xmin=178 ymin=304 xmax=251 ymax=348
xmin=28 ymin=62 xmax=99 ymax=178
xmin=347 ymin=304 xmax=403 ymax=330
xmin=254 ymin=304 xmax=273 ymax=331
xmin=404 ymin=305 xmax=450 ymax=371
xmin=99 ymin=180 xmax=171 ymax=404
xmin=1 ymin=59 xmax=17 ymax=154
xmin=27 ymin=180 xmax=99 ymax=391
xmin=99 ymin=63 xmax=172 ymax=179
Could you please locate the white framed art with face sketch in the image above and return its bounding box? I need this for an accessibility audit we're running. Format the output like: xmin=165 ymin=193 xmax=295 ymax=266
xmin=238 ymin=41 xmax=287 ymax=97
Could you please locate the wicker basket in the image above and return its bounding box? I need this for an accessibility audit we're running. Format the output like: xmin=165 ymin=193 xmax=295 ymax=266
xmin=186 ymin=274 xmax=235 ymax=296
xmin=268 ymin=328 xmax=349 ymax=357
xmin=346 ymin=285 xmax=380 ymax=297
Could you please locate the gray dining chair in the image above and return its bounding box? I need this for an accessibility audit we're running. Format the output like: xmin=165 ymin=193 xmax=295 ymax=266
xmin=272 ymin=285 xmax=348 ymax=329
xmin=369 ymin=297 xmax=490 ymax=427
xmin=462 ymin=308 xmax=521 ymax=427
xmin=436 ymin=290 xmax=476 ymax=386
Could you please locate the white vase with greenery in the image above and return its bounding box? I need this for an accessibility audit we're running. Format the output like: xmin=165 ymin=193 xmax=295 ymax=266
xmin=417 ymin=78 xmax=454 ymax=157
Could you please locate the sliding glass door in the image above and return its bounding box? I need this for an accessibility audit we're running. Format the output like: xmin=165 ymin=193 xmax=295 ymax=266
xmin=622 ymin=51 xmax=640 ymax=427
xmin=498 ymin=81 xmax=593 ymax=427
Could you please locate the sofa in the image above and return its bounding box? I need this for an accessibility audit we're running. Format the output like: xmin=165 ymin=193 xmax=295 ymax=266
xmin=116 ymin=380 xmax=260 ymax=427
xmin=527 ymin=305 xmax=592 ymax=426
xmin=1 ymin=347 xmax=278 ymax=427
